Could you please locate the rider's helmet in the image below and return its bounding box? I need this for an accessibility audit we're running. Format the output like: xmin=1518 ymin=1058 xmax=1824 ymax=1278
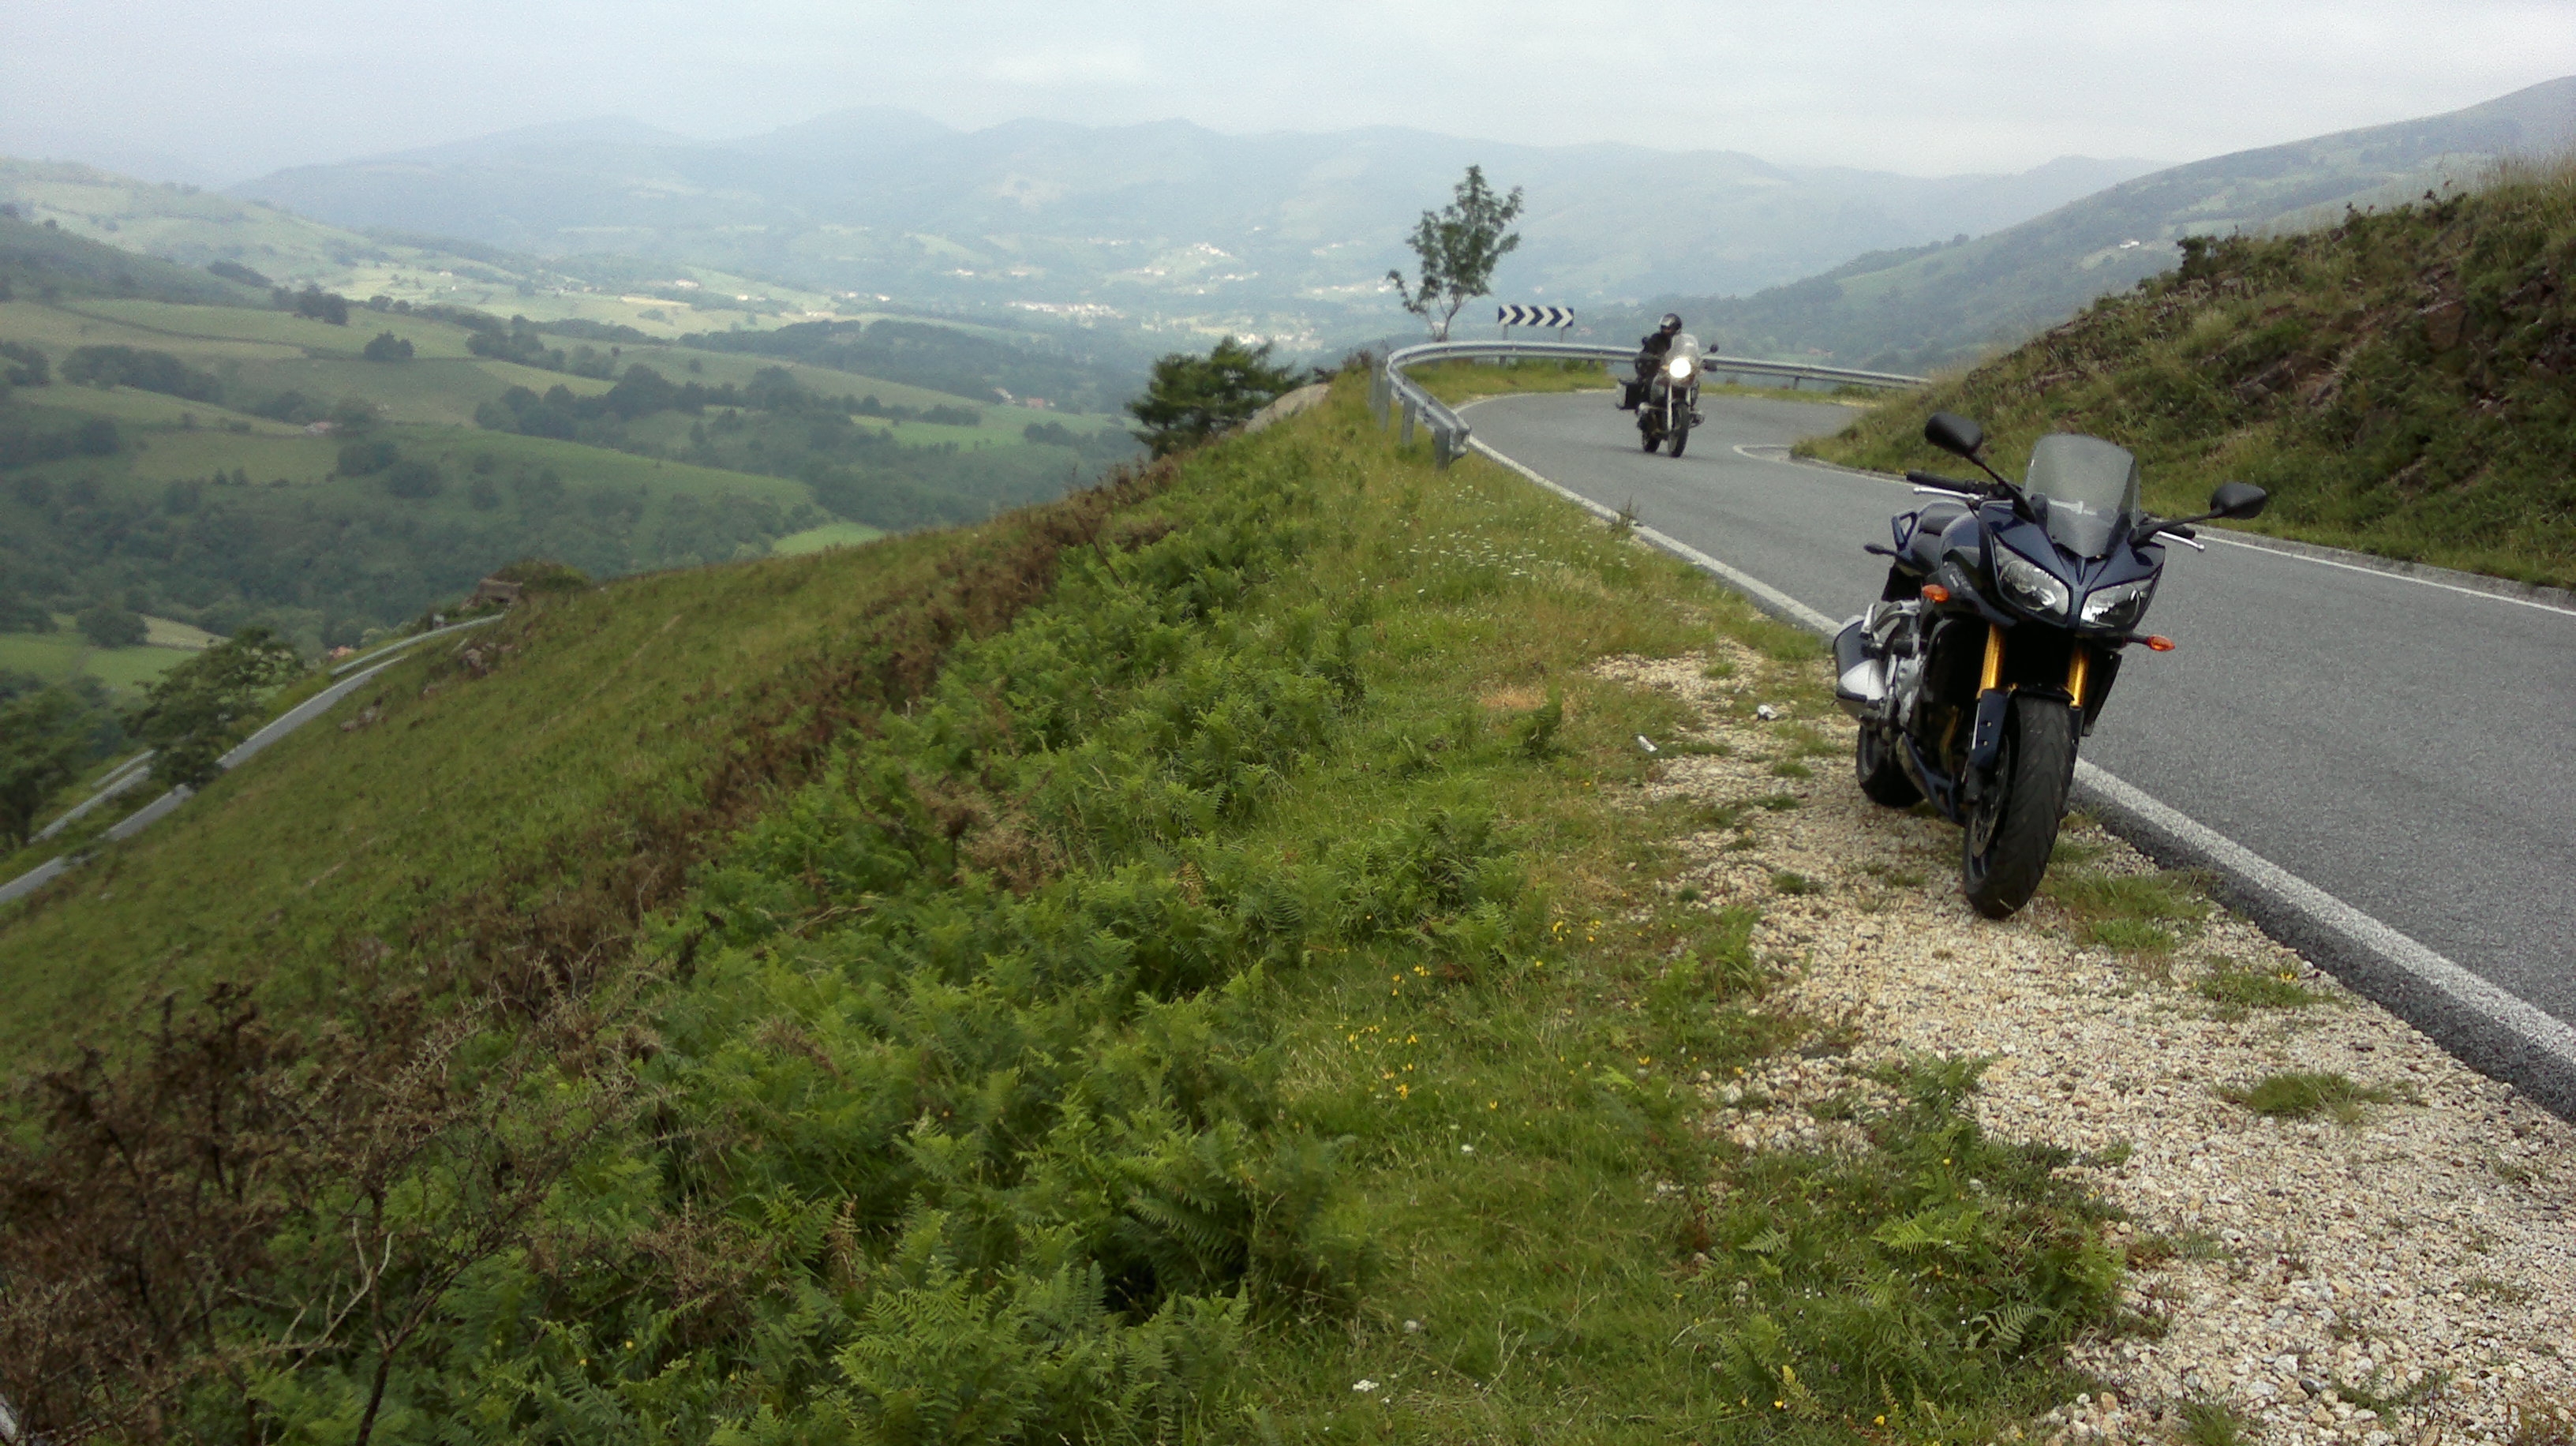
xmin=1659 ymin=313 xmax=1683 ymax=334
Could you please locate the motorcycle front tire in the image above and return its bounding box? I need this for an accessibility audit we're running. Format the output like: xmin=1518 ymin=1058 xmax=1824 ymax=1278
xmin=1855 ymin=724 xmax=1921 ymax=807
xmin=1960 ymin=696 xmax=2076 ymax=919
xmin=1668 ymin=418 xmax=1690 ymax=457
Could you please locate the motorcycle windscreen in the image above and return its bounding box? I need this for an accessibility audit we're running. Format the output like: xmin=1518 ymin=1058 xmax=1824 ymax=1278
xmin=1666 ymin=335 xmax=1704 ymax=368
xmin=2022 ymin=433 xmax=2141 ymax=557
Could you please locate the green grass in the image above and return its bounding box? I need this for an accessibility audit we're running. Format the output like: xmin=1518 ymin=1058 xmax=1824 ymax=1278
xmin=2221 ymin=1070 xmax=2398 ymax=1123
xmin=2042 ymin=868 xmax=2211 ymax=953
xmin=2196 ymin=959 xmax=2334 ymax=1017
xmin=2178 ymin=1396 xmax=2258 ymax=1446
xmin=0 ymin=526 xmax=982 ymax=1066
xmin=1802 ymin=158 xmax=2576 ymax=587
xmin=1409 ymin=358 xmax=1617 ymax=403
xmin=769 ymin=519 xmax=889 ymax=554
xmin=0 ymin=378 xmax=2128 ymax=1441
xmin=0 ymin=621 xmax=196 ymax=694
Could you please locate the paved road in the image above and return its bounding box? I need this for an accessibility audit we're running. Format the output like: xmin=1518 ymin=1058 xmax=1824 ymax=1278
xmin=1468 ymin=391 xmax=2576 ymax=1038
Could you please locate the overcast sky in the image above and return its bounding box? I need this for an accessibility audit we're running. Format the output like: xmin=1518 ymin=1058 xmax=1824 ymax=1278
xmin=4 ymin=0 xmax=2572 ymax=184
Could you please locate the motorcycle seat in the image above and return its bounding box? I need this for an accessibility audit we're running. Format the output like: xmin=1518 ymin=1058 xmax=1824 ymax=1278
xmin=1900 ymin=500 xmax=1969 ymax=574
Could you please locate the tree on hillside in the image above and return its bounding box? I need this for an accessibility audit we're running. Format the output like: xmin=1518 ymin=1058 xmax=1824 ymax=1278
xmin=1386 ymin=166 xmax=1526 ymax=341
xmin=77 ymin=603 xmax=148 ymax=649
xmin=285 ymin=285 xmax=350 ymax=325
xmin=0 ymin=587 xmax=54 ymax=633
xmin=362 ymin=331 xmax=415 ymax=362
xmin=1126 ymin=337 xmax=1301 ymax=457
xmin=0 ymin=341 xmax=48 ymax=388
xmin=126 ymin=627 xmax=306 ymax=789
xmin=0 ymin=687 xmax=93 ymax=848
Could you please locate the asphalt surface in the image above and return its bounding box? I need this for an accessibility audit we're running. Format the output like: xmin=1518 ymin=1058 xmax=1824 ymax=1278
xmin=1467 ymin=390 xmax=2576 ymax=1056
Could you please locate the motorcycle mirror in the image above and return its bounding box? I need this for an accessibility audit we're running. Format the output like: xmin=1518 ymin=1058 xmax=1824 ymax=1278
xmin=1924 ymin=412 xmax=1985 ymax=458
xmin=2208 ymin=481 xmax=2269 ymax=519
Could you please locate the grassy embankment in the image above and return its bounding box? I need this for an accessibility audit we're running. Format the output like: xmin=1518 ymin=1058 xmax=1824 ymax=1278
xmin=1802 ymin=156 xmax=2576 ymax=587
xmin=2 ymin=377 xmax=2123 ymax=1443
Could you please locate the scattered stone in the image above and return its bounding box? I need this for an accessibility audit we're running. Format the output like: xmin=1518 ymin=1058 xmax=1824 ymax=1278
xmin=1596 ymin=646 xmax=2576 ymax=1444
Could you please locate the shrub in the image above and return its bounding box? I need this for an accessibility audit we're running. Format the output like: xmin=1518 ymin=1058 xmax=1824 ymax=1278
xmin=123 ymin=624 xmax=305 ymax=786
xmin=58 ymin=344 xmax=223 ymax=403
xmin=381 ymin=457 xmax=443 ymax=499
xmin=75 ymin=602 xmax=147 ymax=648
xmin=335 ymin=439 xmax=399 ymax=477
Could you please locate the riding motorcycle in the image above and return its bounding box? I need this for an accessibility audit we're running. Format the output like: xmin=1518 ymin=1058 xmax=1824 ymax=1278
xmin=1636 ymin=333 xmax=1705 ymax=457
xmin=1831 ymin=412 xmax=2268 ymax=916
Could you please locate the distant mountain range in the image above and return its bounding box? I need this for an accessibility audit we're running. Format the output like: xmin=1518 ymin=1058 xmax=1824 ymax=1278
xmin=1634 ymin=76 xmax=2576 ymax=371
xmin=225 ymin=112 xmax=2159 ymax=347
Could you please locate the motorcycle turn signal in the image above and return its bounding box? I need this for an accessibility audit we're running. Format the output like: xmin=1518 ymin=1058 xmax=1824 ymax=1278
xmin=1919 ymin=584 xmax=1951 ymax=604
xmin=2126 ymin=634 xmax=2177 ymax=651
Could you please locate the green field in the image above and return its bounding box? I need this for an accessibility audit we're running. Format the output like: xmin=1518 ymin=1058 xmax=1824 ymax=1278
xmin=1 ymin=296 xmax=1066 ymax=424
xmin=0 ymin=620 xmax=198 ymax=694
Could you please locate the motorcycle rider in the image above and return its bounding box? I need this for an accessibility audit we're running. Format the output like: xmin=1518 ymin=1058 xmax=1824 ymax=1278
xmin=1621 ymin=313 xmax=1686 ymax=410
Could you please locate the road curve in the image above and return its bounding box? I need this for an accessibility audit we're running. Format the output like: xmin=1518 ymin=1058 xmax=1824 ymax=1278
xmin=1465 ymin=390 xmax=2576 ymax=1111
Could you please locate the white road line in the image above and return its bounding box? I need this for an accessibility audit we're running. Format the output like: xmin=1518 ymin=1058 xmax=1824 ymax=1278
xmin=1463 ymin=429 xmax=2576 ymax=1104
xmin=2195 ymin=531 xmax=2576 ymax=620
xmin=2072 ymin=762 xmax=2576 ymax=1075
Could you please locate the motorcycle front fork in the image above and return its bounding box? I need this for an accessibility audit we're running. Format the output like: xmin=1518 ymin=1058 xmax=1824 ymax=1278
xmin=1966 ymin=627 xmax=2093 ymax=787
xmin=1976 ymin=625 xmax=2092 ymax=710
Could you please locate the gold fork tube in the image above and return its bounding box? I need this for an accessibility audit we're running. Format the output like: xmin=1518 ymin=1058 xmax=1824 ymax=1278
xmin=2067 ymin=646 xmax=2091 ymax=712
xmin=1979 ymin=624 xmax=2005 ymax=692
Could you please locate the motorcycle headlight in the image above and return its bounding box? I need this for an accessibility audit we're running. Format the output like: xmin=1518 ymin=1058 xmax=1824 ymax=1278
xmin=1992 ymin=549 xmax=2070 ymax=618
xmin=2079 ymin=577 xmax=2156 ymax=631
xmin=1666 ymin=356 xmax=1694 ymax=380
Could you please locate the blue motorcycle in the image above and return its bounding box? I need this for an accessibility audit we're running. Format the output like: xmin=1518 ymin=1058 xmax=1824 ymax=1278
xmin=1833 ymin=412 xmax=2268 ymax=916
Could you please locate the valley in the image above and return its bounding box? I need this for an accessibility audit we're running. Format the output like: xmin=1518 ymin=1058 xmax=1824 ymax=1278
xmin=0 ymin=216 xmax=1144 ymax=674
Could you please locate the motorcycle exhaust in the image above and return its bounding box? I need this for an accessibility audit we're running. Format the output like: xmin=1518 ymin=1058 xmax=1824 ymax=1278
xmin=1832 ymin=616 xmax=1888 ymax=720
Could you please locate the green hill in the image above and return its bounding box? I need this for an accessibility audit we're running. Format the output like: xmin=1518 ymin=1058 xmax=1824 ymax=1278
xmin=1 ymin=291 xmax=1140 ymax=657
xmin=1652 ymin=76 xmax=2576 ymax=372
xmin=0 ymin=379 xmax=2122 ymax=1443
xmin=0 ymin=206 xmax=262 ymax=305
xmin=1803 ymin=155 xmax=2576 ymax=587
xmin=1 ymin=153 xmax=1157 ymax=404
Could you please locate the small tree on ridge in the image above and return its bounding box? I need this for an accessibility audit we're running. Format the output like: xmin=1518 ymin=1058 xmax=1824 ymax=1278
xmin=1127 ymin=336 xmax=1301 ymax=457
xmin=1386 ymin=165 xmax=1526 ymax=341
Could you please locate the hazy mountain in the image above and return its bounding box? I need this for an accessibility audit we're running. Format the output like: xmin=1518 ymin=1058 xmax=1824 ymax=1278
xmin=227 ymin=113 xmax=2157 ymax=347
xmin=1640 ymin=75 xmax=2576 ymax=372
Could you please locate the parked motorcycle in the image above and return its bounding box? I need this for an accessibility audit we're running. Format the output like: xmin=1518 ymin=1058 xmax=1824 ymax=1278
xmin=1831 ymin=412 xmax=2268 ymax=916
xmin=1636 ymin=333 xmax=1705 ymax=457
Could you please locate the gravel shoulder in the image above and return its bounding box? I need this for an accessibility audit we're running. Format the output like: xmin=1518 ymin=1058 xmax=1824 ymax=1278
xmin=1596 ymin=646 xmax=2576 ymax=1445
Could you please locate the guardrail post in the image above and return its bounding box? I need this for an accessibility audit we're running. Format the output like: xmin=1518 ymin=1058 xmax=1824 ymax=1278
xmin=1369 ymin=367 xmax=1391 ymax=425
xmin=1400 ymin=397 xmax=1417 ymax=446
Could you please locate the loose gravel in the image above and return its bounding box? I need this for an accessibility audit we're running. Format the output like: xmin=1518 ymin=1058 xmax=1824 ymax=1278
xmin=1597 ymin=646 xmax=2576 ymax=1444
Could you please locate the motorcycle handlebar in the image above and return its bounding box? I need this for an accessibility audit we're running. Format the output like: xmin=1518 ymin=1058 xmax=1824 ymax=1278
xmin=1905 ymin=470 xmax=1986 ymax=494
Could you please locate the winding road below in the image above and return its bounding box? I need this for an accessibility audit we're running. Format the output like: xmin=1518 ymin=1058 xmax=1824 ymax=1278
xmin=1466 ymin=390 xmax=2576 ymax=1111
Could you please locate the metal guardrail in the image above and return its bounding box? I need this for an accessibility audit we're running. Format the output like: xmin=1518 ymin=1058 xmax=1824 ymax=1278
xmin=1368 ymin=339 xmax=1925 ymax=467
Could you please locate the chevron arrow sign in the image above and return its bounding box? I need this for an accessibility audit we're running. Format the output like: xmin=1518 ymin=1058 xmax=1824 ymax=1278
xmin=1496 ymin=304 xmax=1576 ymax=328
